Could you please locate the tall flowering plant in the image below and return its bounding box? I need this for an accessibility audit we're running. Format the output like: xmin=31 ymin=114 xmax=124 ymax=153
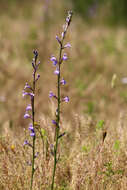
xmin=23 ymin=50 xmax=40 ymax=190
xmin=49 ymin=11 xmax=73 ymax=190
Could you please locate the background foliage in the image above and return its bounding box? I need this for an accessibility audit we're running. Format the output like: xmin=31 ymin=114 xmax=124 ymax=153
xmin=72 ymin=0 xmax=127 ymax=25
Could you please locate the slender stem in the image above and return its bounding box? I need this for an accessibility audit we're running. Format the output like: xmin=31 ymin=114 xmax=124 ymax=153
xmin=30 ymin=70 xmax=36 ymax=190
xmin=51 ymin=11 xmax=73 ymax=190
xmin=51 ymin=43 xmax=63 ymax=190
xmin=30 ymin=136 xmax=35 ymax=190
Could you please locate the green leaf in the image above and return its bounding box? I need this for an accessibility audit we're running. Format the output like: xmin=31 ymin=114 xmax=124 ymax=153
xmin=41 ymin=128 xmax=46 ymax=136
xmin=82 ymin=145 xmax=90 ymax=153
xmin=96 ymin=120 xmax=105 ymax=129
xmin=113 ymin=140 xmax=120 ymax=151
xmin=34 ymin=122 xmax=40 ymax=127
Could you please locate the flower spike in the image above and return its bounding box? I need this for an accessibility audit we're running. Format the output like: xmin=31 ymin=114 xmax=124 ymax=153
xmin=50 ymin=11 xmax=73 ymax=190
xmin=23 ymin=50 xmax=40 ymax=190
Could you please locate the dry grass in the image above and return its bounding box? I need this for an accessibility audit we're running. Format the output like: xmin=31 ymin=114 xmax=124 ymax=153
xmin=0 ymin=0 xmax=127 ymax=189
xmin=1 ymin=109 xmax=127 ymax=189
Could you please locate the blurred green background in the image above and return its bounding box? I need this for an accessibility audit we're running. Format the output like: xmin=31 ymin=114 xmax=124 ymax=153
xmin=72 ymin=0 xmax=127 ymax=25
xmin=1 ymin=0 xmax=127 ymax=25
xmin=0 ymin=0 xmax=127 ymax=133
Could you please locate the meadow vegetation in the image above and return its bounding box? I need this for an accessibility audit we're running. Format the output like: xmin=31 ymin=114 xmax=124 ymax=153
xmin=0 ymin=0 xmax=127 ymax=189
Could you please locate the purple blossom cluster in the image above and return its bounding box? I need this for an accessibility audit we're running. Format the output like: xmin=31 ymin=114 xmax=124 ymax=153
xmin=50 ymin=11 xmax=73 ymax=190
xmin=22 ymin=11 xmax=73 ymax=190
xmin=49 ymin=12 xmax=72 ymax=109
xmin=23 ymin=50 xmax=40 ymax=143
xmin=23 ymin=50 xmax=41 ymax=189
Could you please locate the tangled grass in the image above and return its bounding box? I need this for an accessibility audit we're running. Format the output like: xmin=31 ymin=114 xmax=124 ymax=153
xmin=1 ymin=110 xmax=127 ymax=189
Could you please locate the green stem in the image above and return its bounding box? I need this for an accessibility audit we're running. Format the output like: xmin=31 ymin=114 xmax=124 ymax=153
xmin=51 ymin=44 xmax=62 ymax=190
xmin=51 ymin=12 xmax=73 ymax=190
xmin=30 ymin=72 xmax=36 ymax=190
xmin=30 ymin=136 xmax=36 ymax=190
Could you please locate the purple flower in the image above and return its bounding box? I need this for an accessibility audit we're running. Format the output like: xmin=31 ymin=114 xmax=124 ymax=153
xmin=30 ymin=132 xmax=35 ymax=137
xmin=66 ymin=17 xmax=70 ymax=23
xmin=49 ymin=91 xmax=55 ymax=98
xmin=56 ymin=35 xmax=61 ymax=44
xmin=23 ymin=140 xmax=33 ymax=148
xmin=54 ymin=68 xmax=60 ymax=75
xmin=28 ymin=123 xmax=34 ymax=130
xmin=28 ymin=123 xmax=35 ymax=137
xmin=50 ymin=56 xmax=57 ymax=62
xmin=24 ymin=113 xmax=31 ymax=119
xmin=28 ymin=123 xmax=35 ymax=136
xmin=60 ymin=78 xmax=66 ymax=85
xmin=62 ymin=53 xmax=68 ymax=61
xmin=52 ymin=120 xmax=57 ymax=125
xmin=33 ymin=50 xmax=38 ymax=61
xmin=26 ymin=104 xmax=32 ymax=111
xmin=36 ymin=61 xmax=40 ymax=67
xmin=64 ymin=43 xmax=71 ymax=48
xmin=49 ymin=91 xmax=57 ymax=99
xmin=50 ymin=56 xmax=57 ymax=66
xmin=22 ymin=91 xmax=27 ymax=97
xmin=34 ymin=152 xmax=39 ymax=158
xmin=23 ymin=140 xmax=29 ymax=146
xmin=63 ymin=96 xmax=69 ymax=102
xmin=61 ymin=32 xmax=65 ymax=38
xmin=36 ymin=74 xmax=40 ymax=81
xmin=22 ymin=91 xmax=34 ymax=98
xmin=66 ymin=11 xmax=73 ymax=24
xmin=24 ymin=83 xmax=32 ymax=90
